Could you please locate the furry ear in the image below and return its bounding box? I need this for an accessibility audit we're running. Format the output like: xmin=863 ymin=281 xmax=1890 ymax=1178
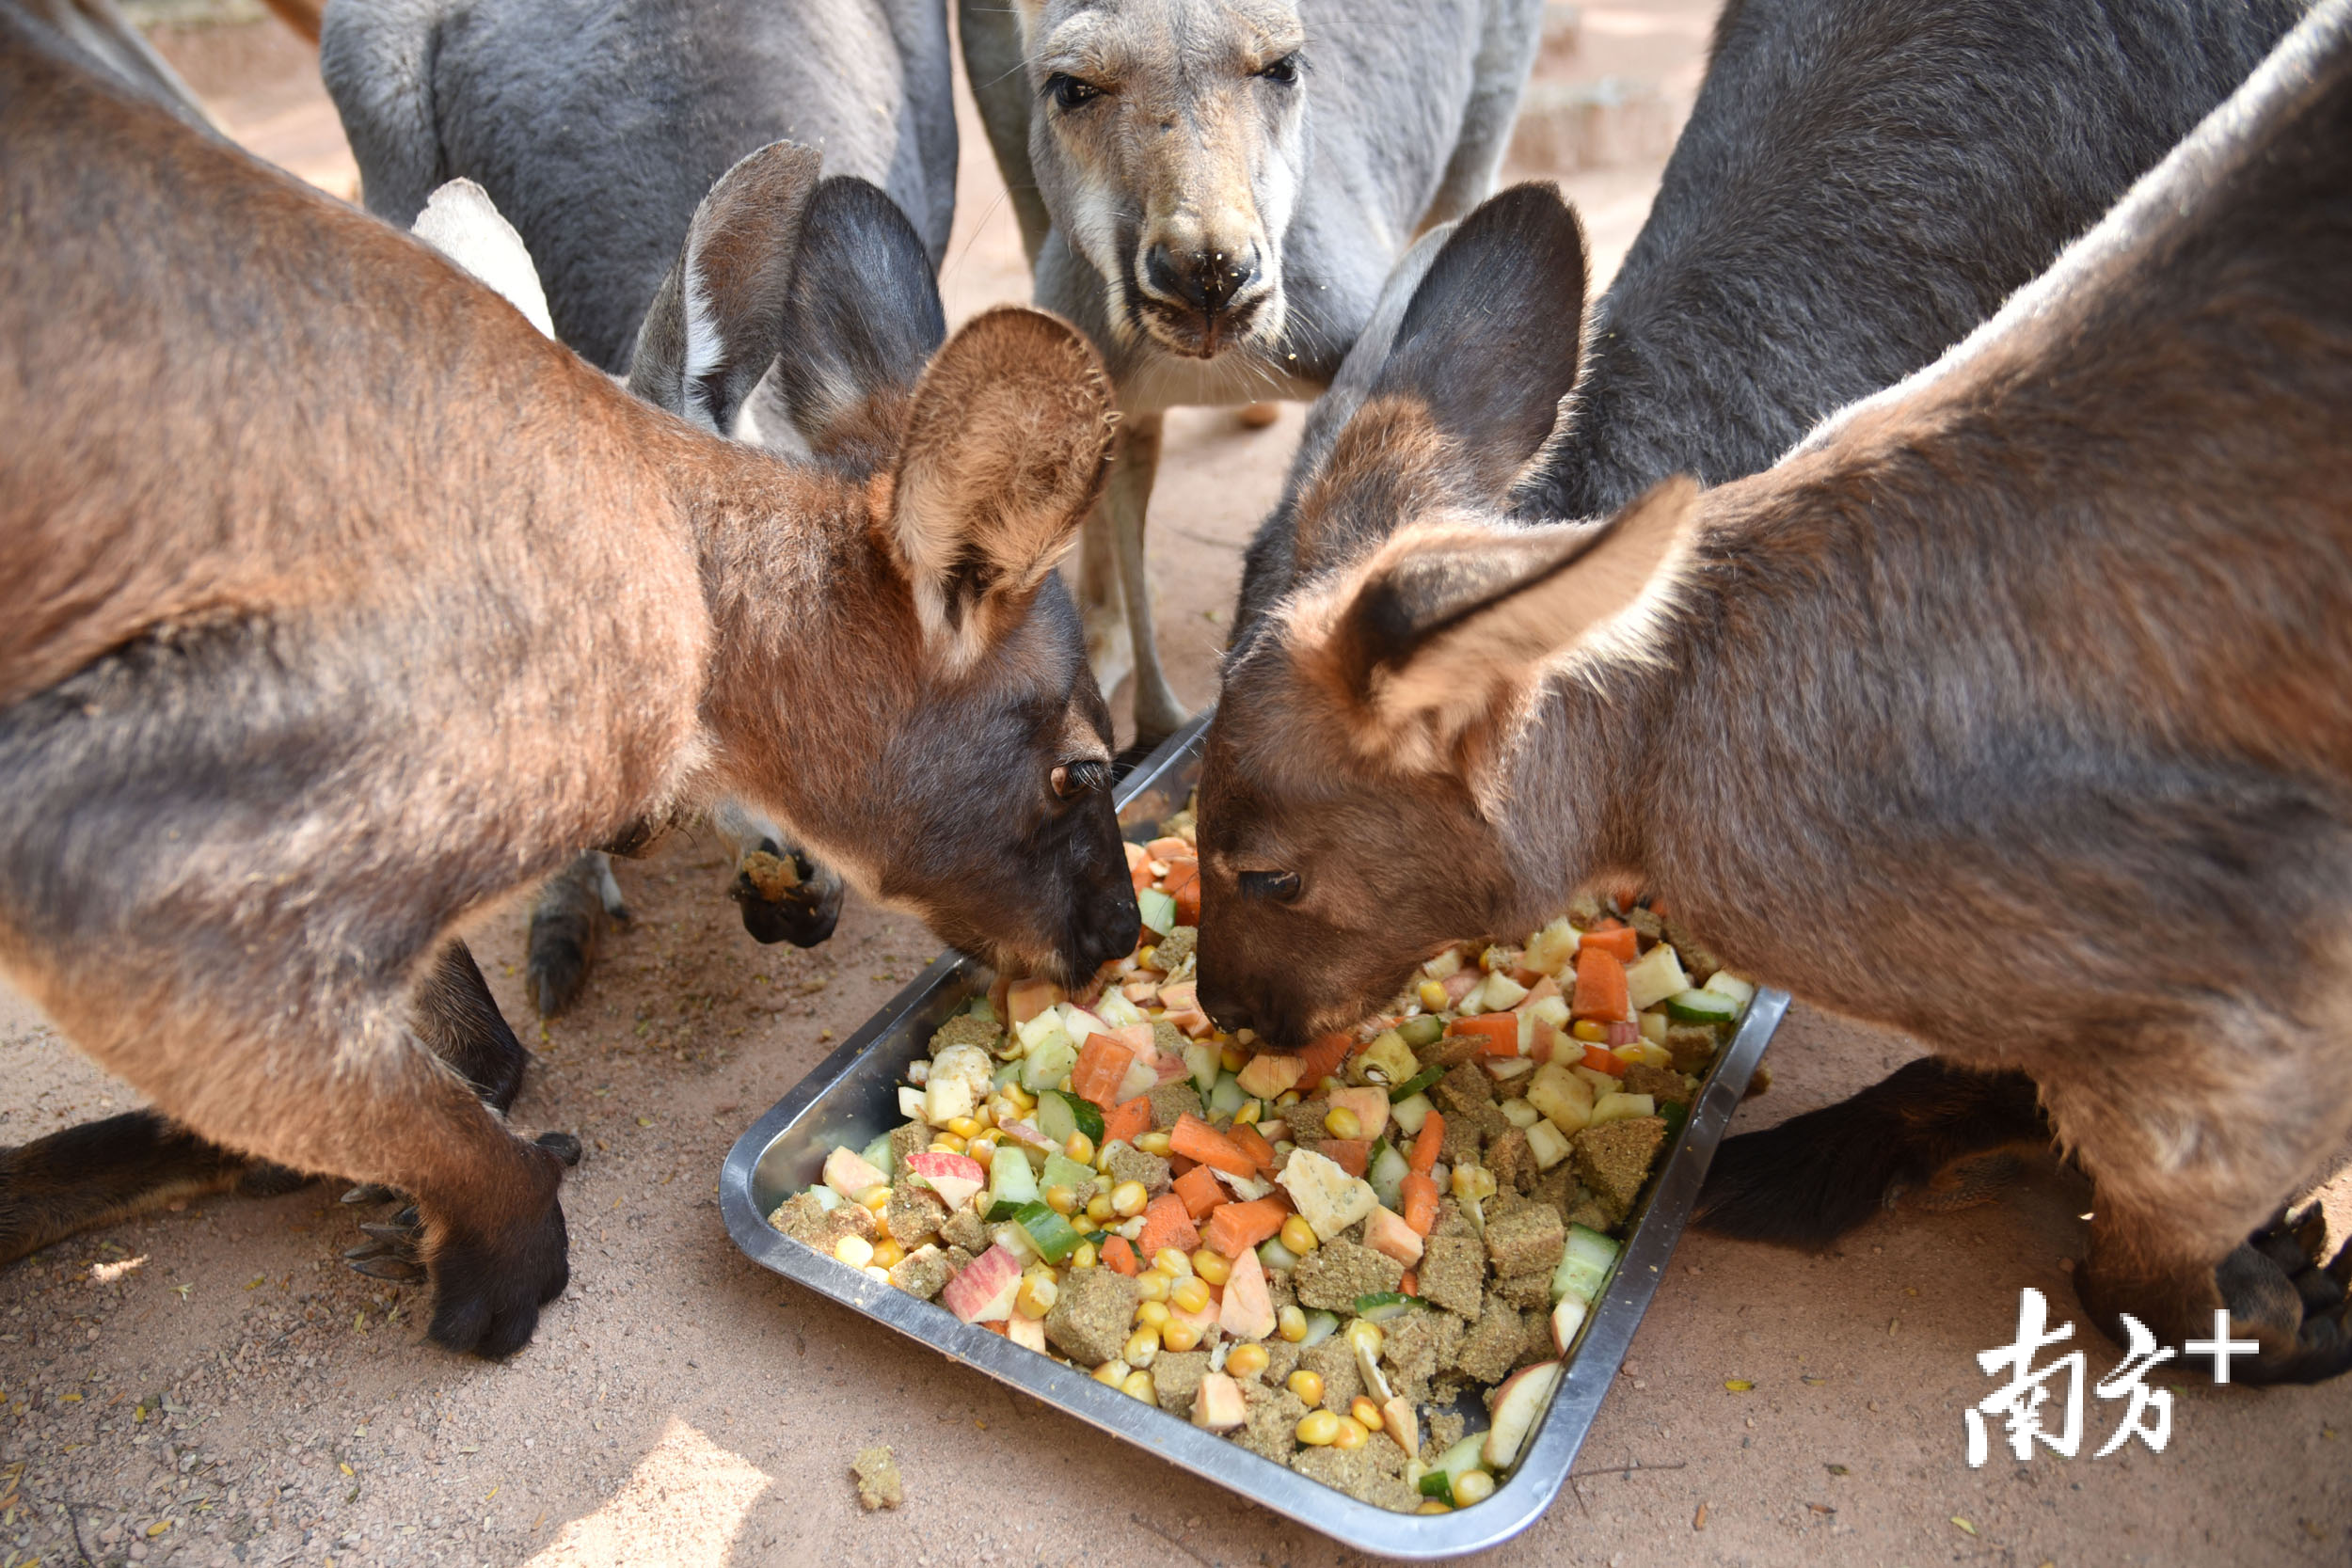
xmin=888 ymin=307 xmax=1115 ymax=665
xmin=1314 ymin=477 xmax=1700 ymax=767
xmin=411 ymin=179 xmax=554 ymax=340
xmin=628 ymin=140 xmax=822 ymax=432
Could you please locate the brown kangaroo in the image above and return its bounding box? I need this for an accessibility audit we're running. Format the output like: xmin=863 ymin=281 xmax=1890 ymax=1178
xmin=1192 ymin=2 xmax=2352 ymax=1383
xmin=0 ymin=13 xmax=1137 ymax=1356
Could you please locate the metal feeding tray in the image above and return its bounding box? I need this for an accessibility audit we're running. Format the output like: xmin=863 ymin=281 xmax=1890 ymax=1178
xmin=720 ymin=716 xmax=1788 ymax=1559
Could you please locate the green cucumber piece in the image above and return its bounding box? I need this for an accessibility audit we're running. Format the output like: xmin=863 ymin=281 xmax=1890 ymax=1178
xmin=1184 ymin=1039 xmax=1222 ymax=1098
xmin=1398 ymin=1015 xmax=1446 ymax=1049
xmin=1660 ymin=1098 xmax=1690 ymax=1144
xmin=985 ymin=1138 xmax=1041 ymax=1221
xmin=964 ymin=995 xmax=997 ymax=1024
xmin=1012 ymin=1200 xmax=1081 ymax=1263
xmin=1418 ymin=1468 xmax=1454 ymax=1503
xmin=1040 ymin=1151 xmax=1096 ymax=1196
xmin=1390 ymin=1091 xmax=1435 ymax=1136
xmin=1257 ymin=1236 xmax=1301 ymax=1273
xmin=1432 ymin=1433 xmax=1486 ymax=1500
xmin=1663 ymin=988 xmax=1739 ymax=1025
xmin=1353 ymin=1291 xmax=1424 ymax=1323
xmin=1550 ymin=1223 xmax=1621 ymax=1307
xmin=1036 ymin=1089 xmax=1104 ymax=1147
xmin=991 ymin=1059 xmax=1024 ymax=1093
xmin=858 ymin=1132 xmax=896 ymax=1181
xmin=1389 ymin=1064 xmax=1446 ymax=1103
xmin=1368 ymin=1140 xmax=1410 ymax=1212
xmin=1206 ymin=1071 xmax=1248 ymax=1120
xmin=1137 ymin=886 xmax=1178 ymax=936
xmin=1020 ymin=1032 xmax=1078 ymax=1095
xmin=1296 ymin=1309 xmax=1341 ymax=1349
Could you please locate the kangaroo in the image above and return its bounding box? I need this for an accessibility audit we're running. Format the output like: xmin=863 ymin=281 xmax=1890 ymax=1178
xmin=323 ymin=0 xmax=961 ymax=1008
xmin=0 ymin=13 xmax=1136 ymax=1356
xmin=959 ymin=0 xmax=1544 ymax=744
xmin=1192 ymin=0 xmax=2352 ymax=1382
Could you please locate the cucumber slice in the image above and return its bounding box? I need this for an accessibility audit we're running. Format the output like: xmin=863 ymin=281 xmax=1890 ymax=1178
xmin=1019 ymin=1033 xmax=1078 ymax=1095
xmin=1257 ymin=1236 xmax=1301 ymax=1273
xmin=1368 ymin=1140 xmax=1410 ymax=1212
xmin=1701 ymin=972 xmax=1757 ymax=1007
xmin=1353 ymin=1291 xmax=1424 ymax=1323
xmin=1662 ymin=988 xmax=1738 ymax=1025
xmin=1137 ymin=886 xmax=1178 ymax=936
xmin=991 ymin=1059 xmax=1024 ymax=1093
xmin=1012 ymin=1200 xmax=1081 ymax=1263
xmin=1296 ymin=1309 xmax=1341 ymax=1349
xmin=1390 ymin=1064 xmax=1445 ymax=1103
xmin=1040 ymin=1151 xmax=1095 ymax=1196
xmin=1390 ymin=1091 xmax=1435 ymax=1136
xmin=1398 ymin=1015 xmax=1446 ymax=1049
xmin=964 ymin=995 xmax=997 ymax=1024
xmin=858 ymin=1132 xmax=896 ymax=1181
xmin=1550 ymin=1223 xmax=1620 ymax=1307
xmin=1206 ymin=1071 xmax=1248 ymax=1120
xmin=1660 ymin=1098 xmax=1690 ymax=1144
xmin=1423 ymin=1432 xmax=1486 ymax=1503
xmin=1184 ymin=1039 xmax=1222 ymax=1098
xmin=985 ymin=1138 xmax=1041 ymax=1220
xmin=1036 ymin=1089 xmax=1104 ymax=1147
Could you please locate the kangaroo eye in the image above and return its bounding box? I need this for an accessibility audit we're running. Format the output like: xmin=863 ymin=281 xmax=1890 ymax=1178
xmin=1239 ymin=869 xmax=1300 ymax=903
xmin=1046 ymin=73 xmax=1102 ymax=110
xmin=1257 ymin=53 xmax=1300 ymax=85
xmin=1051 ymin=760 xmax=1109 ymax=800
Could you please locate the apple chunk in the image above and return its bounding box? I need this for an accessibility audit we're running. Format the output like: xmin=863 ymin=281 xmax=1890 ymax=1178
xmin=938 ymin=1243 xmax=1022 ymax=1323
xmin=903 ymin=1150 xmax=985 ymax=1212
xmin=1550 ymin=1298 xmax=1588 ymax=1355
xmin=822 ymin=1145 xmax=887 ymax=1198
xmin=1192 ymin=1371 xmax=1248 ymax=1431
xmin=1482 ymin=1360 xmax=1564 ymax=1472
xmin=1218 ymin=1243 xmax=1277 ymax=1341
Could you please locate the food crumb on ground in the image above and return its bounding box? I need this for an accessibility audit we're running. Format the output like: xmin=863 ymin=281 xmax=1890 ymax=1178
xmin=850 ymin=1445 xmax=903 ymax=1511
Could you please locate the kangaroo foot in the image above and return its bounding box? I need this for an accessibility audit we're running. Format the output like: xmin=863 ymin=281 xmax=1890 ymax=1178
xmin=343 ymin=1132 xmax=580 ymax=1289
xmin=2080 ymin=1206 xmax=2352 ymax=1387
xmin=731 ymin=840 xmax=845 ymax=947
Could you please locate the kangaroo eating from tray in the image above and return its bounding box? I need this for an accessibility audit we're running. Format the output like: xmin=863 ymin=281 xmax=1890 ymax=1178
xmin=0 ymin=14 xmax=1137 ymax=1356
xmin=1193 ymin=2 xmax=2352 ymax=1382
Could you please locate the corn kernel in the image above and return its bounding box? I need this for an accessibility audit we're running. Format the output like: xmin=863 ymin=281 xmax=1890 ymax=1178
xmin=1279 ymin=1216 xmax=1320 ymax=1257
xmin=1110 ymin=1180 xmax=1150 ymax=1218
xmin=1135 ymin=1271 xmax=1171 ymax=1303
xmin=1286 ymin=1370 xmax=1325 ymax=1405
xmin=1571 ymin=1019 xmax=1608 ymax=1043
xmin=1226 ymin=1342 xmax=1270 ymax=1380
xmin=1071 ymin=1241 xmax=1098 ymax=1270
xmin=1453 ymin=1469 xmax=1496 ymax=1505
xmin=1170 ymin=1276 xmax=1213 ymax=1316
xmin=967 ymin=1138 xmax=995 ymax=1170
xmin=833 ymin=1235 xmax=874 ymax=1268
xmin=1350 ymin=1397 xmax=1385 ymax=1432
xmin=1016 ymin=1276 xmax=1057 ymax=1319
xmin=870 ymin=1239 xmax=906 ymax=1271
xmin=855 ymin=1181 xmax=891 ymax=1207
xmin=1065 ymin=1132 xmax=1095 ymax=1165
xmin=1153 ymin=1247 xmax=1195 ymax=1278
xmin=1058 ymin=1075 xmax=1075 ymax=1094
xmin=1085 ymin=1193 xmax=1115 ymax=1222
xmin=930 ymin=1133 xmax=968 ymax=1154
xmin=945 ymin=1116 xmax=980 ymax=1141
xmin=972 ymin=1102 xmax=994 ymax=1130
xmin=1161 ymin=1318 xmax=1204 ymax=1353
xmin=1419 ymin=979 xmax=1449 ymax=1011
xmin=1136 ymin=944 xmax=1158 ymax=969
xmin=1044 ymin=1184 xmax=1078 ymax=1216
xmin=1324 ymin=1105 xmax=1362 ymax=1139
xmin=1093 ymin=1358 xmax=1130 ymax=1387
xmin=1070 ymin=1213 xmax=1099 ymax=1235
xmin=1452 ymin=1164 xmax=1498 ymax=1203
xmin=1190 ymin=1248 xmax=1231 ymax=1286
xmin=1333 ymin=1417 xmax=1370 ymax=1450
xmin=1121 ymin=1370 xmax=1156 ymax=1402
xmin=1135 ymin=1131 xmax=1172 ymax=1156
xmin=1219 ymin=1045 xmax=1248 ymax=1073
xmin=1136 ymin=1300 xmax=1172 ymax=1328
xmin=1275 ymin=1089 xmax=1301 ymax=1107
xmin=1123 ymin=1326 xmax=1162 ymax=1367
xmin=1346 ymin=1319 xmax=1385 ymax=1360
xmin=1005 ymin=1083 xmax=1036 ymax=1112
xmin=1295 ymin=1409 xmax=1343 ymax=1446
xmin=1416 ymin=1500 xmax=1453 ymax=1514
xmin=1278 ymin=1306 xmax=1309 ymax=1343
xmin=865 ymin=1263 xmax=892 ymax=1283
xmin=1232 ymin=1099 xmax=1263 ymax=1128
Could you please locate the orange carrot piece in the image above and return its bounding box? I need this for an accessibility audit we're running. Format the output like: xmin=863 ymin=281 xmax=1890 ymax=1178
xmin=1400 ymin=1171 xmax=1440 ymax=1236
xmin=1169 ymin=1114 xmax=1258 ymax=1178
xmin=1228 ymin=1122 xmax=1279 ymax=1179
xmin=1292 ymin=1032 xmax=1356 ymax=1089
xmin=1172 ymin=1164 xmax=1228 ymax=1221
xmin=1446 ymin=1013 xmax=1518 ymax=1057
xmin=1400 ymin=1270 xmax=1419 ymax=1297
xmin=1101 ymin=1095 xmax=1152 ymax=1148
xmin=1163 ymin=859 xmax=1202 ymax=927
xmin=1409 ymin=1113 xmax=1444 ymax=1176
xmin=1203 ymin=1196 xmax=1290 ymax=1259
xmin=1581 ymin=1043 xmax=1628 ymax=1076
xmin=1169 ymin=1152 xmax=1199 ymax=1178
xmin=1137 ymin=1193 xmax=1201 ymax=1256
xmin=1319 ymin=1138 xmax=1370 ymax=1178
xmin=1070 ymin=1035 xmax=1137 ymax=1108
xmin=1572 ymin=947 xmax=1632 ymax=1022
xmin=1102 ymin=1235 xmax=1142 ymax=1275
xmin=1581 ymin=926 xmax=1639 ymax=961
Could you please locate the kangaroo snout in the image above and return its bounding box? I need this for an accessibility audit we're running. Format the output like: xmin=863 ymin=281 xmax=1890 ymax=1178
xmin=1142 ymin=239 xmax=1260 ymax=321
xmin=1135 ymin=221 xmax=1269 ymax=355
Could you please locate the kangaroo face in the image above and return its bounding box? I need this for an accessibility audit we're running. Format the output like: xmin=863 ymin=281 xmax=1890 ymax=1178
xmin=1018 ymin=0 xmax=1308 ymax=362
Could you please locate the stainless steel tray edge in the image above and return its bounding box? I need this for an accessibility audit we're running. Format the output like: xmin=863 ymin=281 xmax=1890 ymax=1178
xmin=718 ymin=716 xmax=1788 ymax=1560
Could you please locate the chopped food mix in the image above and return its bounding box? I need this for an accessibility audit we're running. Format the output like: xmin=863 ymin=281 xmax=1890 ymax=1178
xmin=769 ymin=804 xmax=1759 ymax=1513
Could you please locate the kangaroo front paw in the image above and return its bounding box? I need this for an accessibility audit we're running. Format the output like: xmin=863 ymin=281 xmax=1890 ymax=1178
xmin=421 ymin=1169 xmax=570 ymax=1360
xmin=731 ymin=842 xmax=844 ymax=948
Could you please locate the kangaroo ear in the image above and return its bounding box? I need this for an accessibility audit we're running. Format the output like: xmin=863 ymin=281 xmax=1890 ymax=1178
xmin=768 ymin=177 xmax=947 ymax=460
xmin=1310 ymin=477 xmax=1699 ymax=769
xmin=411 ymin=179 xmax=554 ymax=340
xmin=888 ymin=308 xmax=1115 ymax=666
xmin=628 ymin=140 xmax=822 ymax=432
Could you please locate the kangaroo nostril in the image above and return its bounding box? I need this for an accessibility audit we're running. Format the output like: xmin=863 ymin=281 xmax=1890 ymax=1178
xmin=1144 ymin=244 xmax=1256 ymax=316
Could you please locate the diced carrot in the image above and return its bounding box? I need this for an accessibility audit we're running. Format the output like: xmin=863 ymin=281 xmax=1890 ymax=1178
xmin=1165 ymin=860 xmax=1201 ymax=926
xmin=1572 ymin=947 xmax=1632 ymax=1022
xmin=1137 ymin=1193 xmax=1201 ymax=1257
xmin=1446 ymin=1013 xmax=1519 ymax=1057
xmin=1409 ymin=1112 xmax=1444 ymax=1175
xmin=1102 ymin=1235 xmax=1142 ymax=1275
xmin=1228 ymin=1122 xmax=1279 ymax=1179
xmin=1101 ymin=1096 xmax=1152 ymax=1148
xmin=1203 ymin=1196 xmax=1290 ymax=1259
xmin=1169 ymin=1114 xmax=1258 ymax=1178
xmin=1145 ymin=836 xmax=1190 ymax=863
xmin=1292 ymin=1032 xmax=1356 ymax=1089
xmin=1319 ymin=1138 xmax=1369 ymax=1178
xmin=1070 ymin=1035 xmax=1137 ymax=1108
xmin=1581 ymin=1043 xmax=1627 ymax=1076
xmin=1581 ymin=926 xmax=1638 ymax=961
xmin=1400 ymin=1270 xmax=1418 ymax=1296
xmin=1172 ymin=1164 xmax=1228 ymax=1221
xmin=1169 ymin=1152 xmax=1199 ymax=1178
xmin=1400 ymin=1171 xmax=1440 ymax=1236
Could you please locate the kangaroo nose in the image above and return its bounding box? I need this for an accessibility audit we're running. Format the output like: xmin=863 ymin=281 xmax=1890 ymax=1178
xmin=1144 ymin=244 xmax=1257 ymax=316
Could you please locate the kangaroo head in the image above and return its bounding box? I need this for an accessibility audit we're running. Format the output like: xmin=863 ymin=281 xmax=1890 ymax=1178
xmin=1194 ymin=184 xmax=1700 ymax=1041
xmin=633 ymin=146 xmax=1140 ymax=984
xmin=1015 ymin=0 xmax=1308 ymax=361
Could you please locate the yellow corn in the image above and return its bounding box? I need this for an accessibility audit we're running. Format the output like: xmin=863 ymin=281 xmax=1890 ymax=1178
xmin=1295 ymin=1409 xmax=1342 ymax=1446
xmin=1286 ymin=1370 xmax=1325 ymax=1405
xmin=944 ymin=1116 xmax=980 ymax=1142
xmin=1136 ymin=1300 xmax=1172 ymax=1329
xmin=1416 ymin=1500 xmax=1453 ymax=1515
xmin=1169 ymin=1276 xmax=1213 ymax=1316
xmin=1350 ymin=1397 xmax=1384 ymax=1432
xmin=1086 ymin=1193 xmax=1115 ymax=1222
xmin=1226 ymin=1342 xmax=1269 ymax=1380
xmin=930 ymin=1133 xmax=968 ymax=1155
xmin=1070 ymin=1213 xmax=1099 ymax=1235
xmin=1324 ymin=1105 xmax=1362 ymax=1139
xmin=1346 ymin=1319 xmax=1385 ymax=1360
xmin=833 ymin=1235 xmax=874 ymax=1268
xmin=1121 ymin=1369 xmax=1156 ymax=1402
xmin=1279 ymin=1216 xmax=1320 ymax=1256
xmin=1135 ymin=1131 xmax=1172 ymax=1156
xmin=1571 ymin=1019 xmax=1609 ymax=1043
xmin=1190 ymin=1248 xmax=1231 ymax=1286
xmin=972 ymin=1102 xmax=994 ymax=1130
xmin=1153 ymin=1247 xmax=1195 ymax=1278
xmin=1419 ymin=979 xmax=1449 ymax=1011
xmin=1016 ymin=1276 xmax=1057 ymax=1319
xmin=1453 ymin=1470 xmax=1496 ymax=1505
xmin=1232 ymin=1099 xmax=1263 ymax=1128
xmin=1275 ymin=1089 xmax=1301 ymax=1108
xmin=1092 ymin=1359 xmax=1130 ymax=1387
xmin=1065 ymin=1132 xmax=1095 ymax=1165
xmin=1109 ymin=1180 xmax=1149 ymax=1217
xmin=1123 ymin=1326 xmax=1162 ymax=1367
xmin=1333 ymin=1417 xmax=1370 ymax=1450
xmin=1219 ymin=1044 xmax=1248 ymax=1073
xmin=1071 ymin=1241 xmax=1098 ymax=1270
xmin=1136 ymin=944 xmax=1157 ymax=969
xmin=967 ymin=1138 xmax=995 ymax=1171
xmin=1161 ymin=1318 xmax=1204 ymax=1353
xmin=1044 ymin=1184 xmax=1079 ymax=1216
xmin=1135 ymin=1271 xmax=1171 ymax=1304
xmin=1278 ymin=1305 xmax=1309 ymax=1343
xmin=1005 ymin=1083 xmax=1036 ymax=1112
xmin=870 ymin=1239 xmax=906 ymax=1271
xmin=1058 ymin=1075 xmax=1075 ymax=1094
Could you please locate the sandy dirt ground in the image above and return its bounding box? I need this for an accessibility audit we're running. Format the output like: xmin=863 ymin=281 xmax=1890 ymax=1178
xmin=6 ymin=7 xmax=2351 ymax=1567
